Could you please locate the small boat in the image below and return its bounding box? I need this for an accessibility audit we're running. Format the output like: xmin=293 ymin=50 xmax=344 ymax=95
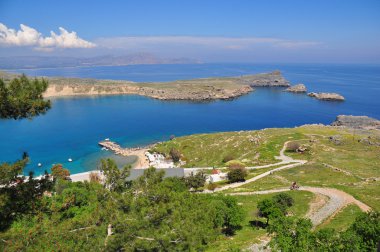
xmin=105 ymin=138 xmax=110 ymax=141
xmin=38 ymin=163 xmax=42 ymax=167
xmin=68 ymin=158 xmax=73 ymax=162
xmin=101 ymin=147 xmax=108 ymax=151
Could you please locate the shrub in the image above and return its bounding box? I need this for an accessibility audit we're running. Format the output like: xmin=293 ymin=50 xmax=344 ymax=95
xmin=207 ymin=182 xmax=218 ymax=191
xmin=222 ymin=154 xmax=234 ymax=163
xmin=225 ymin=160 xmax=245 ymax=169
xmin=89 ymin=172 xmax=101 ymax=183
xmin=272 ymin=193 xmax=294 ymax=214
xmin=51 ymin=164 xmax=70 ymax=180
xmin=286 ymin=142 xmax=300 ymax=152
xmin=185 ymin=171 xmax=206 ymax=191
xmin=169 ymin=148 xmax=181 ymax=162
xmin=227 ymin=167 xmax=248 ymax=183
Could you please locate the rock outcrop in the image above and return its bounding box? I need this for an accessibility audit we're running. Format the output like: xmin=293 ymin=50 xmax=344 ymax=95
xmin=239 ymin=71 xmax=290 ymax=87
xmin=331 ymin=115 xmax=380 ymax=130
xmin=285 ymin=84 xmax=307 ymax=93
xmin=308 ymin=92 xmax=345 ymax=101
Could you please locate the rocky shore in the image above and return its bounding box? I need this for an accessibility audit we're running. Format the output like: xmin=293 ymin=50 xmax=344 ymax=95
xmin=285 ymin=83 xmax=307 ymax=93
xmin=42 ymin=71 xmax=288 ymax=101
xmin=331 ymin=115 xmax=380 ymax=130
xmin=308 ymin=92 xmax=345 ymax=101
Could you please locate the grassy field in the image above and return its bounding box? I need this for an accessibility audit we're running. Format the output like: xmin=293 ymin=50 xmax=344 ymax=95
xmin=207 ymin=191 xmax=314 ymax=251
xmin=155 ymin=125 xmax=380 ymax=210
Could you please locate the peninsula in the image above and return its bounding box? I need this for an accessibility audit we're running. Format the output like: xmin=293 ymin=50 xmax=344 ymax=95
xmin=42 ymin=70 xmax=289 ymax=100
xmin=0 ymin=70 xmax=292 ymax=102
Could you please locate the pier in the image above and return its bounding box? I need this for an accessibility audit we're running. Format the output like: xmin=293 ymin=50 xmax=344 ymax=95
xmin=98 ymin=140 xmax=146 ymax=156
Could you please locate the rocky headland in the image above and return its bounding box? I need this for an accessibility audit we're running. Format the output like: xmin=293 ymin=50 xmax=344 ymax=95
xmin=308 ymin=92 xmax=345 ymax=101
xmin=285 ymin=83 xmax=307 ymax=93
xmin=41 ymin=71 xmax=288 ymax=101
xmin=331 ymin=115 xmax=380 ymax=130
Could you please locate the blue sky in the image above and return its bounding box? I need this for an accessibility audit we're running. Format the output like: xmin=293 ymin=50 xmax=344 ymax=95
xmin=0 ymin=0 xmax=379 ymax=63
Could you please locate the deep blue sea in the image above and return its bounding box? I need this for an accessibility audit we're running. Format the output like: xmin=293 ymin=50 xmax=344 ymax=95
xmin=2 ymin=63 xmax=380 ymax=175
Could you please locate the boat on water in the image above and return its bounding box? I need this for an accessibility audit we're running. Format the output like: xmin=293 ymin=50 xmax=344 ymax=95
xmin=68 ymin=158 xmax=73 ymax=162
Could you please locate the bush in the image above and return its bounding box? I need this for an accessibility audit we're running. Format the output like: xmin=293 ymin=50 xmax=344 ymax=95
xmin=207 ymin=182 xmax=218 ymax=191
xmin=286 ymin=142 xmax=300 ymax=152
xmin=272 ymin=193 xmax=294 ymax=214
xmin=169 ymin=148 xmax=181 ymax=162
xmin=227 ymin=167 xmax=248 ymax=183
xmin=222 ymin=154 xmax=234 ymax=163
xmin=225 ymin=160 xmax=245 ymax=169
xmin=89 ymin=172 xmax=101 ymax=183
xmin=51 ymin=164 xmax=70 ymax=180
xmin=185 ymin=171 xmax=206 ymax=191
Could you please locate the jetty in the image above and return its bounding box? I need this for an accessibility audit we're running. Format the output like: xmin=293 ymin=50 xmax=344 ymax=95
xmin=98 ymin=140 xmax=130 ymax=156
xmin=98 ymin=140 xmax=146 ymax=156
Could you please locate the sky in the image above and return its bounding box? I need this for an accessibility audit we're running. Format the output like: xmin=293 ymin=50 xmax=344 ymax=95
xmin=0 ymin=0 xmax=379 ymax=63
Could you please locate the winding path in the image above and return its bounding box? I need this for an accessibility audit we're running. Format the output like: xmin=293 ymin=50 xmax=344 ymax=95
xmin=214 ymin=141 xmax=307 ymax=192
xmin=212 ymin=141 xmax=371 ymax=226
xmin=228 ymin=187 xmax=371 ymax=226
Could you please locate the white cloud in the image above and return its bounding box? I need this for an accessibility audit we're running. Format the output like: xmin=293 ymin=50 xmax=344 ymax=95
xmin=0 ymin=23 xmax=95 ymax=50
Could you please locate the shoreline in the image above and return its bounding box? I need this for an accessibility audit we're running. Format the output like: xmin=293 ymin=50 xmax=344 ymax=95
xmin=35 ymin=120 xmax=380 ymax=182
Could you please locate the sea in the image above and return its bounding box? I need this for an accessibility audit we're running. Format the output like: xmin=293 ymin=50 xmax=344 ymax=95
xmin=1 ymin=63 xmax=379 ymax=175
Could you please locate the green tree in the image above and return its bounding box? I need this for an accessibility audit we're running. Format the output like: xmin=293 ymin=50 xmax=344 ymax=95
xmin=99 ymin=158 xmax=131 ymax=192
xmin=0 ymin=75 xmax=51 ymax=119
xmin=272 ymin=193 xmax=294 ymax=214
xmin=184 ymin=171 xmax=207 ymax=191
xmin=343 ymin=211 xmax=380 ymax=251
xmin=257 ymin=199 xmax=283 ymax=225
xmin=0 ymin=157 xmax=53 ymax=230
xmin=268 ymin=216 xmax=314 ymax=252
xmin=227 ymin=167 xmax=248 ymax=183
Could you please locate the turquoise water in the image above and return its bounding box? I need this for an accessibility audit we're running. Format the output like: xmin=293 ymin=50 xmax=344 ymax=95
xmin=2 ymin=63 xmax=380 ymax=175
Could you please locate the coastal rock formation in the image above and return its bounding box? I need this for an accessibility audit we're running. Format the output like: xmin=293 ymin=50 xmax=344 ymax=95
xmin=308 ymin=92 xmax=345 ymax=101
xmin=42 ymin=71 xmax=290 ymax=101
xmin=285 ymin=84 xmax=307 ymax=93
xmin=331 ymin=115 xmax=380 ymax=130
xmin=239 ymin=70 xmax=290 ymax=87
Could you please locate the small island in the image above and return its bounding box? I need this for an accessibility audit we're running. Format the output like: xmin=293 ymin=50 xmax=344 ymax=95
xmin=285 ymin=83 xmax=307 ymax=93
xmin=307 ymin=92 xmax=345 ymax=101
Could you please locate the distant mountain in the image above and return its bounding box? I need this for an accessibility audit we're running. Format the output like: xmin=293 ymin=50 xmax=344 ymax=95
xmin=0 ymin=53 xmax=200 ymax=69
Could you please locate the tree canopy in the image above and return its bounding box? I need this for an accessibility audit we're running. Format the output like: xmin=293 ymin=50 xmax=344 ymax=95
xmin=0 ymin=74 xmax=51 ymax=119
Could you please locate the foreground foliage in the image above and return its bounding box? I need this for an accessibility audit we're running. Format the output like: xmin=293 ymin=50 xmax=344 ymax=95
xmin=0 ymin=161 xmax=244 ymax=251
xmin=257 ymin=194 xmax=380 ymax=252
xmin=0 ymin=75 xmax=51 ymax=119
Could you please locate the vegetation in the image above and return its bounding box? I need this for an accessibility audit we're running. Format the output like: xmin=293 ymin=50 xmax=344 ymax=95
xmin=268 ymin=211 xmax=380 ymax=252
xmin=257 ymin=193 xmax=294 ymax=225
xmin=0 ymin=156 xmax=53 ymax=231
xmin=51 ymin=164 xmax=71 ymax=180
xmin=184 ymin=171 xmax=207 ymax=191
xmin=0 ymin=160 xmax=244 ymax=251
xmin=0 ymin=75 xmax=51 ymax=119
xmin=227 ymin=167 xmax=248 ymax=183
xmin=155 ymin=126 xmax=380 ymax=211
xmin=286 ymin=141 xmax=300 ymax=152
xmin=207 ymin=191 xmax=314 ymax=251
xmin=169 ymin=148 xmax=181 ymax=162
